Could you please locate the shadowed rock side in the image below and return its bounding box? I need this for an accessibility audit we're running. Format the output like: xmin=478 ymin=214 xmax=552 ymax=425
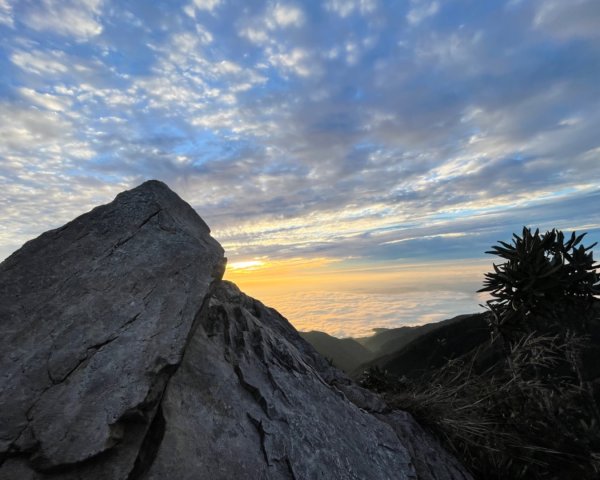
xmin=144 ymin=280 xmax=472 ymax=480
xmin=145 ymin=281 xmax=414 ymax=479
xmin=0 ymin=180 xmax=472 ymax=479
xmin=0 ymin=181 xmax=226 ymax=479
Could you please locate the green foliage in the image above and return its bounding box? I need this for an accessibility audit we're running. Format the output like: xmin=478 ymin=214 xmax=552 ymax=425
xmin=479 ymin=227 xmax=599 ymax=338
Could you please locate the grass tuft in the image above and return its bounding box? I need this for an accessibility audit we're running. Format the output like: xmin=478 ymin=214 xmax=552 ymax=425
xmin=363 ymin=332 xmax=600 ymax=479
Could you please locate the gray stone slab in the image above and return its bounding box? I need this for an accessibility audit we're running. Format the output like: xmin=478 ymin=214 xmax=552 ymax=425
xmin=0 ymin=180 xmax=225 ymax=478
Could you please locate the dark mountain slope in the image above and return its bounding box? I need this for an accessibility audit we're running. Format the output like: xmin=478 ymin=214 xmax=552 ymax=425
xmin=299 ymin=331 xmax=373 ymax=372
xmin=356 ymin=314 xmax=482 ymax=358
xmin=355 ymin=313 xmax=491 ymax=379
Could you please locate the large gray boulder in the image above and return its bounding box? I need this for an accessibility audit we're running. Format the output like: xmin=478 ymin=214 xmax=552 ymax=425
xmin=0 ymin=181 xmax=471 ymax=479
xmin=0 ymin=180 xmax=226 ymax=478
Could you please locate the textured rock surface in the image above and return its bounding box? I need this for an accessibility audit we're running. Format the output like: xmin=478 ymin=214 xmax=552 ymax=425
xmin=0 ymin=180 xmax=472 ymax=479
xmin=0 ymin=181 xmax=225 ymax=478
xmin=145 ymin=281 xmax=415 ymax=479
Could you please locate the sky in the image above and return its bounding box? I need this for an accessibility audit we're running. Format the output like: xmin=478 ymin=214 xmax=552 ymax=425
xmin=1 ymin=0 xmax=599 ymax=337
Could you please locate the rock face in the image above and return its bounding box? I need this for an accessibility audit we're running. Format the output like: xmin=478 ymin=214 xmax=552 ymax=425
xmin=0 ymin=181 xmax=471 ymax=479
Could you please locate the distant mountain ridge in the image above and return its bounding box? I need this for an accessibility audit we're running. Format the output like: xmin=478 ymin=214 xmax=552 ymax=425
xmin=301 ymin=313 xmax=487 ymax=376
xmin=354 ymin=313 xmax=491 ymax=378
xmin=356 ymin=314 xmax=481 ymax=356
xmin=299 ymin=331 xmax=373 ymax=372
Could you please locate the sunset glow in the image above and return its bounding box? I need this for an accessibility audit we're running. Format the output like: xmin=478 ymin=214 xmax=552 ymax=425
xmin=1 ymin=0 xmax=599 ymax=337
xmin=225 ymin=256 xmax=490 ymax=337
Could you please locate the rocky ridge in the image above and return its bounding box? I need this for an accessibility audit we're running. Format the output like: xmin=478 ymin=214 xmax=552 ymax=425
xmin=0 ymin=180 xmax=471 ymax=479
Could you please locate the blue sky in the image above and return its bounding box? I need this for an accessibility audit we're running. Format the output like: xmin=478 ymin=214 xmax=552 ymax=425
xmin=1 ymin=0 xmax=599 ymax=334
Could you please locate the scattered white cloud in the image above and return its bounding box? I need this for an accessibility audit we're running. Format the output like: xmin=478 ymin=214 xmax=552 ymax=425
xmin=415 ymin=30 xmax=484 ymax=72
xmin=194 ymin=0 xmax=222 ymax=11
xmin=11 ymin=49 xmax=69 ymax=75
xmin=268 ymin=47 xmax=314 ymax=77
xmin=184 ymin=0 xmax=222 ymax=18
xmin=406 ymin=0 xmax=440 ymax=25
xmin=22 ymin=0 xmax=105 ymax=40
xmin=238 ymin=3 xmax=304 ymax=48
xmin=196 ymin=24 xmax=215 ymax=44
xmin=533 ymin=0 xmax=600 ymax=39
xmin=0 ymin=0 xmax=13 ymax=27
xmin=0 ymin=101 xmax=72 ymax=150
xmin=1 ymin=0 xmax=599 ymax=312
xmin=18 ymin=88 xmax=73 ymax=112
xmin=239 ymin=26 xmax=270 ymax=44
xmin=324 ymin=0 xmax=377 ymax=18
xmin=345 ymin=41 xmax=360 ymax=65
xmin=132 ymin=23 xmax=269 ymax=137
xmin=267 ymin=3 xmax=305 ymax=28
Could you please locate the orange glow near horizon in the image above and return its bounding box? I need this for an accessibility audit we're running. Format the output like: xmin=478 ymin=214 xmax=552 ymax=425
xmin=223 ymin=256 xmax=491 ymax=337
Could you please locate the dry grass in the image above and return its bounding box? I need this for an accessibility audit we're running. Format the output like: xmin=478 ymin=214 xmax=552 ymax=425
xmin=373 ymin=333 xmax=600 ymax=479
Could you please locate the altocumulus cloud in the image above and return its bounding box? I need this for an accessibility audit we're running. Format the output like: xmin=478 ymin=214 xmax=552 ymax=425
xmin=1 ymin=0 xmax=599 ymax=269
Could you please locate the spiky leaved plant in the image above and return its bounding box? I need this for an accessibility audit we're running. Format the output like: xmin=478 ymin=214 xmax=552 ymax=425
xmin=478 ymin=227 xmax=599 ymax=339
xmin=361 ymin=229 xmax=600 ymax=479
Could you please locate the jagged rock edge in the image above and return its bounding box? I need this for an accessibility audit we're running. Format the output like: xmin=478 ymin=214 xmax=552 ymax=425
xmin=125 ymin=274 xmax=224 ymax=479
xmin=2 ymin=278 xmax=225 ymax=476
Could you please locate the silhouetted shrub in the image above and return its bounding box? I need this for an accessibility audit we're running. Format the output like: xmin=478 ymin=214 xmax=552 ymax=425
xmin=361 ymin=228 xmax=600 ymax=479
xmin=479 ymin=227 xmax=599 ymax=340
